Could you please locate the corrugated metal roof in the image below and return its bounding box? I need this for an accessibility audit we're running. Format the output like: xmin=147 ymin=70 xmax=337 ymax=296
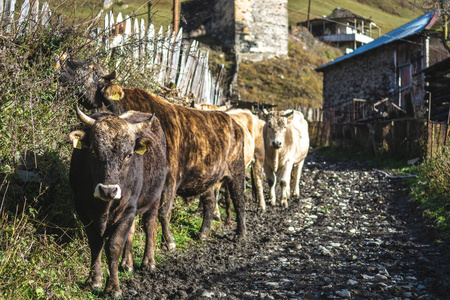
xmin=316 ymin=11 xmax=437 ymax=71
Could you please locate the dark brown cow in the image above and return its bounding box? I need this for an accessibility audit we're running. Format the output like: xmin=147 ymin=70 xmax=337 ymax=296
xmin=61 ymin=57 xmax=247 ymax=250
xmin=69 ymin=108 xmax=167 ymax=297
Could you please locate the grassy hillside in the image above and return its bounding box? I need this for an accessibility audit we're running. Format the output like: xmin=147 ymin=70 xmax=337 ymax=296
xmin=236 ymin=27 xmax=341 ymax=109
xmin=46 ymin=0 xmax=424 ymax=35
xmin=288 ymin=0 xmax=424 ymax=35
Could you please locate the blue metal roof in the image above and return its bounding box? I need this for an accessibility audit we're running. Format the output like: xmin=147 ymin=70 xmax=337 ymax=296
xmin=316 ymin=11 xmax=437 ymax=71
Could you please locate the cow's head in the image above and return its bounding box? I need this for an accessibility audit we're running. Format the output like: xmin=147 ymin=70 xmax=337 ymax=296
xmin=69 ymin=106 xmax=155 ymax=201
xmin=262 ymin=109 xmax=295 ymax=150
xmin=59 ymin=56 xmax=118 ymax=109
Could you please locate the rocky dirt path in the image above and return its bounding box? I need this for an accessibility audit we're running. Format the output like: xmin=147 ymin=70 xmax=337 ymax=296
xmin=123 ymin=153 xmax=450 ymax=299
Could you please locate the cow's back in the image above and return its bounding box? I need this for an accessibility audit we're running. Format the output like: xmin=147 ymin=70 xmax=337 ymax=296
xmin=284 ymin=111 xmax=309 ymax=164
xmin=226 ymin=109 xmax=256 ymax=167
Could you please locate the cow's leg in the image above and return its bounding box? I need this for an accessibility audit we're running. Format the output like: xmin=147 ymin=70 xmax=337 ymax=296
xmin=84 ymin=225 xmax=104 ymax=290
xmin=213 ymin=184 xmax=222 ymax=221
xmin=158 ymin=186 xmax=176 ymax=251
xmin=265 ymin=163 xmax=277 ymax=206
xmin=252 ymin=160 xmax=266 ymax=211
xmin=141 ymin=203 xmax=159 ymax=271
xmin=120 ymin=218 xmax=136 ymax=272
xmin=199 ymin=189 xmax=216 ymax=240
xmin=279 ymin=161 xmax=294 ymax=208
xmin=292 ymin=160 xmax=305 ymax=198
xmin=224 ymin=186 xmax=232 ymax=225
xmin=104 ymin=215 xmax=134 ymax=298
xmin=227 ymin=166 xmax=247 ymax=240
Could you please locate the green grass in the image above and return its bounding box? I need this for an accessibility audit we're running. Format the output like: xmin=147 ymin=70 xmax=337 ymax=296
xmin=410 ymin=149 xmax=450 ymax=239
xmin=236 ymin=30 xmax=342 ymax=109
xmin=288 ymin=0 xmax=423 ymax=35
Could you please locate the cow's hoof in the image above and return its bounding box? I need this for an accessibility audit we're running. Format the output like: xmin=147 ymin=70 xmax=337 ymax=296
xmin=198 ymin=232 xmax=209 ymax=241
xmin=270 ymin=200 xmax=276 ymax=206
xmin=120 ymin=263 xmax=133 ymax=273
xmin=105 ymin=286 xmax=122 ymax=299
xmin=162 ymin=241 xmax=176 ymax=251
xmin=86 ymin=277 xmax=103 ymax=290
xmin=235 ymin=232 xmax=247 ymax=241
xmin=141 ymin=263 xmax=156 ymax=273
xmin=281 ymin=200 xmax=288 ymax=208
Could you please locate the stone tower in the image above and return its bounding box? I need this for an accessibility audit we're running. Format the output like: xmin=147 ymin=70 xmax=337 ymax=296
xmin=210 ymin=0 xmax=288 ymax=61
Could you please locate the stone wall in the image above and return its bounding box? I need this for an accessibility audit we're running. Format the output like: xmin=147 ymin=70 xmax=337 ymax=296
xmin=322 ymin=47 xmax=397 ymax=108
xmin=210 ymin=0 xmax=288 ymax=61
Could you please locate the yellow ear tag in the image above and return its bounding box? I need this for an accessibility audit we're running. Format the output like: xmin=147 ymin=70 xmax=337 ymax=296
xmin=73 ymin=136 xmax=82 ymax=149
xmin=111 ymin=92 xmax=121 ymax=101
xmin=135 ymin=144 xmax=147 ymax=155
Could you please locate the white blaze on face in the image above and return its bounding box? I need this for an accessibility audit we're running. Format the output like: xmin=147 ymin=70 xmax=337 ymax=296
xmin=94 ymin=183 xmax=122 ymax=201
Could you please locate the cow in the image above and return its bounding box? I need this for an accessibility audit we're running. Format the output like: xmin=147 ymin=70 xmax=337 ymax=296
xmin=188 ymin=108 xmax=266 ymax=219
xmin=225 ymin=109 xmax=266 ymax=211
xmin=69 ymin=107 xmax=167 ymax=297
xmin=60 ymin=57 xmax=247 ymax=251
xmin=262 ymin=109 xmax=309 ymax=208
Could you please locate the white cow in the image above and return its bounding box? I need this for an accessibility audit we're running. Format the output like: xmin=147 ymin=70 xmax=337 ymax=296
xmin=262 ymin=109 xmax=309 ymax=208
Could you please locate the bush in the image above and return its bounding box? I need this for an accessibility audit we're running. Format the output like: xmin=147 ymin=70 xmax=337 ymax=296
xmin=411 ymin=149 xmax=450 ymax=238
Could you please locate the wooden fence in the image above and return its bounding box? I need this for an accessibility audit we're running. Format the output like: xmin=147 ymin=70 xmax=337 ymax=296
xmin=0 ymin=0 xmax=224 ymax=105
xmin=427 ymin=121 xmax=450 ymax=159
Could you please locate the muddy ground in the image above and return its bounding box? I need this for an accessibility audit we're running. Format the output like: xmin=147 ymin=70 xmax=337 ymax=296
xmin=122 ymin=153 xmax=450 ymax=299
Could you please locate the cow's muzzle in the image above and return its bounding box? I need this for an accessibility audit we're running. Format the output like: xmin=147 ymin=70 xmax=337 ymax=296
xmin=94 ymin=183 xmax=122 ymax=201
xmin=271 ymin=140 xmax=282 ymax=149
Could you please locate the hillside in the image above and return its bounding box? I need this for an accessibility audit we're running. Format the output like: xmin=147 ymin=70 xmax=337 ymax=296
xmin=288 ymin=0 xmax=424 ymax=34
xmin=49 ymin=0 xmax=425 ymax=35
xmin=235 ymin=27 xmax=341 ymax=109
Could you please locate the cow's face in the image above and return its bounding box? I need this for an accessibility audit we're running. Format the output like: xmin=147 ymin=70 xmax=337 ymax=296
xmin=59 ymin=57 xmax=116 ymax=109
xmin=263 ymin=109 xmax=294 ymax=150
xmin=69 ymin=107 xmax=155 ymax=201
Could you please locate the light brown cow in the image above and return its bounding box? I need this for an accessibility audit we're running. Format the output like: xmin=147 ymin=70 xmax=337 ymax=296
xmin=226 ymin=109 xmax=266 ymax=211
xmin=262 ymin=109 xmax=309 ymax=208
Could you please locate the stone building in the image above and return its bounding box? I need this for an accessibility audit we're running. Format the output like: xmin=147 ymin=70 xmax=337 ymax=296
xmin=182 ymin=0 xmax=288 ymax=62
xmin=314 ymin=11 xmax=450 ymax=157
xmin=316 ymin=11 xmax=449 ymax=123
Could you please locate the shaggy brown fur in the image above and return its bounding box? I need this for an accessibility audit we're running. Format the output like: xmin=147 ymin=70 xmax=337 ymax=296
xmin=60 ymin=59 xmax=247 ymax=253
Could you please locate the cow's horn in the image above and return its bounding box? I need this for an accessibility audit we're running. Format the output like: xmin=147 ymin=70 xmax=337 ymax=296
xmin=263 ymin=108 xmax=270 ymax=116
xmin=282 ymin=109 xmax=294 ymax=117
xmin=76 ymin=105 xmax=96 ymax=127
xmin=130 ymin=113 xmax=155 ymax=134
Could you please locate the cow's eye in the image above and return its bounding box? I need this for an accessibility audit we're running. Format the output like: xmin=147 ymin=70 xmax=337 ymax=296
xmin=125 ymin=152 xmax=133 ymax=160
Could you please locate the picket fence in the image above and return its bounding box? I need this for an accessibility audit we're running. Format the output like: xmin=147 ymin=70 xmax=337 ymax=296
xmin=1 ymin=0 xmax=224 ymax=105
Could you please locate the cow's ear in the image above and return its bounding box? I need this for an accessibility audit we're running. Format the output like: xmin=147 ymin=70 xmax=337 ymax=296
xmin=102 ymin=70 xmax=117 ymax=81
xmin=135 ymin=137 xmax=154 ymax=155
xmin=103 ymin=84 xmax=124 ymax=101
xmin=69 ymin=130 xmax=88 ymax=149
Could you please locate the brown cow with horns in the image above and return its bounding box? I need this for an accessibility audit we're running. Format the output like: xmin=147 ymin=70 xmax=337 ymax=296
xmin=60 ymin=57 xmax=247 ymax=252
xmin=69 ymin=108 xmax=167 ymax=297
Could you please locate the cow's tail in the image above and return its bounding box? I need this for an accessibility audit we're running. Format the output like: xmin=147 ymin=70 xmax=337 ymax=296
xmin=251 ymin=165 xmax=257 ymax=203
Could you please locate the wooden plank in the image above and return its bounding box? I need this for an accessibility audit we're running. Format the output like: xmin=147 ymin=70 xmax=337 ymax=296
xmin=158 ymin=26 xmax=170 ymax=85
xmin=0 ymin=0 xmax=4 ymax=22
xmin=153 ymin=26 xmax=163 ymax=83
xmin=146 ymin=23 xmax=155 ymax=71
xmin=176 ymin=43 xmax=189 ymax=93
xmin=5 ymin=0 xmax=17 ymax=32
xmin=165 ymin=30 xmax=175 ymax=83
xmin=179 ymin=41 xmax=198 ymax=96
xmin=168 ymin=28 xmax=182 ymax=85
xmin=18 ymin=0 xmax=30 ymax=32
